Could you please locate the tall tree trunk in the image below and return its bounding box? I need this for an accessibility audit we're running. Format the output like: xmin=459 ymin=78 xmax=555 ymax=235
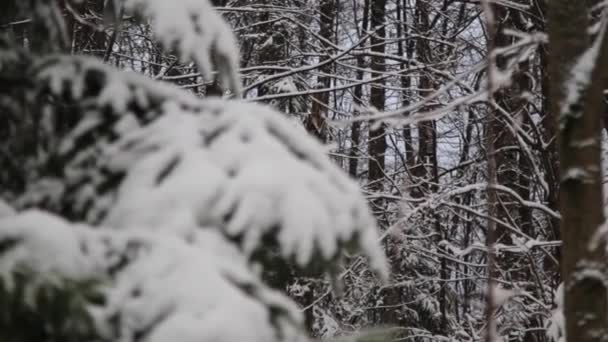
xmin=549 ymin=1 xmax=608 ymax=341
xmin=367 ymin=0 xmax=394 ymax=327
xmin=306 ymin=0 xmax=335 ymax=142
xmin=397 ymin=0 xmax=414 ymax=169
xmin=480 ymin=3 xmax=499 ymax=342
xmin=349 ymin=0 xmax=369 ymax=178
xmin=300 ymin=5 xmax=337 ymax=332
xmin=431 ymin=120 xmax=448 ymax=331
xmin=411 ymin=0 xmax=432 ymax=199
xmin=534 ymin=0 xmax=561 ymax=256
xmin=492 ymin=5 xmax=518 ymax=248
xmin=367 ymin=0 xmax=387 ymax=205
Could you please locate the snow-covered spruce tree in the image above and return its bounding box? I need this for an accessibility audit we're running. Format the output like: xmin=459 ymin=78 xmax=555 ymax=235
xmin=0 ymin=1 xmax=388 ymax=341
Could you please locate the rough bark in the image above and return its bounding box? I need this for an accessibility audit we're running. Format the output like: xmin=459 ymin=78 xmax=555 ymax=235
xmin=367 ymin=0 xmax=387 ymax=204
xmin=306 ymin=0 xmax=335 ymax=142
xmin=349 ymin=0 xmax=369 ymax=178
xmin=549 ymin=1 xmax=608 ymax=341
xmin=411 ymin=0 xmax=432 ymax=199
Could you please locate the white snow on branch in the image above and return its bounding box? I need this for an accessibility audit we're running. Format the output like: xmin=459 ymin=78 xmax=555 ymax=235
xmin=102 ymin=99 xmax=388 ymax=278
xmin=0 ymin=200 xmax=15 ymax=219
xmin=0 ymin=210 xmax=305 ymax=342
xmin=124 ymin=0 xmax=242 ymax=96
xmin=28 ymin=56 xmax=388 ymax=281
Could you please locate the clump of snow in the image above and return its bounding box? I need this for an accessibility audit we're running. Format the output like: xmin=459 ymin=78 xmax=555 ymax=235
xmin=0 ymin=210 xmax=92 ymax=281
xmin=487 ymin=284 xmax=516 ymax=308
xmin=545 ymin=283 xmax=565 ymax=342
xmin=273 ymin=77 xmax=299 ymax=94
xmin=0 ymin=200 xmax=15 ymax=218
xmin=124 ymin=0 xmax=242 ymax=96
xmin=561 ymin=167 xmax=591 ymax=183
xmin=0 ymin=210 xmax=305 ymax=342
xmin=102 ymin=97 xmax=388 ymax=279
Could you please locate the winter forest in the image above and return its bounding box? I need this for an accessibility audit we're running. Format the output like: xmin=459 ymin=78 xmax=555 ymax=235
xmin=1 ymin=0 xmax=608 ymax=341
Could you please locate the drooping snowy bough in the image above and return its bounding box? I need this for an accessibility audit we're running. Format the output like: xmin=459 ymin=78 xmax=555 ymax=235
xmin=0 ymin=0 xmax=387 ymax=341
xmin=18 ymin=56 xmax=387 ymax=279
xmin=123 ymin=0 xmax=242 ymax=96
xmin=0 ymin=210 xmax=304 ymax=342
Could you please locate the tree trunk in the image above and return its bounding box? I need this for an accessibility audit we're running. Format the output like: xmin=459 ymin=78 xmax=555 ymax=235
xmin=349 ymin=0 xmax=369 ymax=178
xmin=549 ymin=1 xmax=608 ymax=341
xmin=367 ymin=0 xmax=387 ymax=207
xmin=397 ymin=0 xmax=414 ymax=169
xmin=411 ymin=0 xmax=432 ymax=199
xmin=306 ymin=0 xmax=335 ymax=142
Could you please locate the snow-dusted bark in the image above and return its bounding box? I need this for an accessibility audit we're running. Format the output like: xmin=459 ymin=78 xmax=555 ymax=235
xmin=549 ymin=2 xmax=608 ymax=342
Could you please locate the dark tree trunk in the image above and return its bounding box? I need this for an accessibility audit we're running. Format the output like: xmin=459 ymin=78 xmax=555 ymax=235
xmin=549 ymin=1 xmax=608 ymax=341
xmin=306 ymin=0 xmax=335 ymax=142
xmin=367 ymin=0 xmax=387 ymax=207
xmin=349 ymin=0 xmax=369 ymax=178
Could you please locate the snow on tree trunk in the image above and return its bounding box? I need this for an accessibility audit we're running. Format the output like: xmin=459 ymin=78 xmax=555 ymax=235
xmin=549 ymin=2 xmax=608 ymax=341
